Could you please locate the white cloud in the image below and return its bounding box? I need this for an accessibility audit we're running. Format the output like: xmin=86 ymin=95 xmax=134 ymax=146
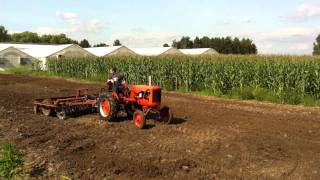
xmin=55 ymin=11 xmax=106 ymax=32
xmin=241 ymin=18 xmax=256 ymax=24
xmin=294 ymin=4 xmax=320 ymax=18
xmin=55 ymin=11 xmax=77 ymax=21
xmin=36 ymin=10 xmax=106 ymax=40
xmin=109 ymin=29 xmax=180 ymax=47
xmin=256 ymin=42 xmax=313 ymax=55
xmin=216 ymin=18 xmax=255 ymax=25
xmin=83 ymin=19 xmax=106 ymax=32
xmin=217 ymin=20 xmax=232 ymax=25
xmin=284 ymin=3 xmax=320 ymax=20
xmin=250 ymin=27 xmax=317 ymax=40
xmin=239 ymin=27 xmax=320 ymax=55
xmin=130 ymin=27 xmax=148 ymax=33
xmin=37 ymin=27 xmax=69 ymax=35
xmin=296 ymin=43 xmax=311 ymax=51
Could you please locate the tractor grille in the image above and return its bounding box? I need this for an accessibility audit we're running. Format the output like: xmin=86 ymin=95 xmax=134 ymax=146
xmin=153 ymin=89 xmax=161 ymax=103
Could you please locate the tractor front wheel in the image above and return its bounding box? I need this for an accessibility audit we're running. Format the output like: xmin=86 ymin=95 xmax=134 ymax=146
xmin=160 ymin=106 xmax=173 ymax=124
xmin=133 ymin=110 xmax=146 ymax=129
xmin=98 ymin=95 xmax=117 ymax=121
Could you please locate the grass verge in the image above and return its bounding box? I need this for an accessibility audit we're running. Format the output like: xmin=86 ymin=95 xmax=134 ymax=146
xmin=1 ymin=67 xmax=100 ymax=84
xmin=0 ymin=142 xmax=24 ymax=179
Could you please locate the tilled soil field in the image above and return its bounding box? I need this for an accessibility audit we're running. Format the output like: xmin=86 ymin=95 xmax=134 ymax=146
xmin=1 ymin=74 xmax=320 ymax=179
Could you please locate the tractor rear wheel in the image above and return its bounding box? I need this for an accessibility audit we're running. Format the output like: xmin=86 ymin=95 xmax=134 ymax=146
xmin=133 ymin=110 xmax=146 ymax=129
xmin=160 ymin=106 xmax=173 ymax=124
xmin=98 ymin=95 xmax=117 ymax=121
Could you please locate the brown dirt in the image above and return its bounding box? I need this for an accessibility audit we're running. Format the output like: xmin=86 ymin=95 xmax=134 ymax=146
xmin=1 ymin=74 xmax=320 ymax=179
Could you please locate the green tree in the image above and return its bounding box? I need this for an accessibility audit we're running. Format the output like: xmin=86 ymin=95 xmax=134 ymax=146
xmin=222 ymin=37 xmax=233 ymax=54
xmin=172 ymin=40 xmax=178 ymax=48
xmin=93 ymin=43 xmax=108 ymax=47
xmin=113 ymin=39 xmax=122 ymax=46
xmin=0 ymin=26 xmax=78 ymax=45
xmin=172 ymin=36 xmax=193 ymax=49
xmin=79 ymin=39 xmax=91 ymax=48
xmin=231 ymin=37 xmax=241 ymax=54
xmin=240 ymin=38 xmax=257 ymax=54
xmin=0 ymin=25 xmax=10 ymax=42
xmin=193 ymin=37 xmax=201 ymax=48
xmin=163 ymin=43 xmax=170 ymax=47
xmin=313 ymin=34 xmax=320 ymax=55
xmin=173 ymin=36 xmax=257 ymax=54
xmin=200 ymin=36 xmax=210 ymax=48
xmin=10 ymin=31 xmax=40 ymax=43
xmin=210 ymin=37 xmax=223 ymax=52
xmin=40 ymin=34 xmax=77 ymax=44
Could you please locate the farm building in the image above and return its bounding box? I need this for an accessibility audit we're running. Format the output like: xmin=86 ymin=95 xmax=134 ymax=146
xmin=0 ymin=43 xmax=94 ymax=68
xmin=179 ymin=48 xmax=218 ymax=55
xmin=21 ymin=44 xmax=94 ymax=67
xmin=0 ymin=46 xmax=39 ymax=68
xmin=130 ymin=47 xmax=183 ymax=56
xmin=85 ymin=46 xmax=136 ymax=56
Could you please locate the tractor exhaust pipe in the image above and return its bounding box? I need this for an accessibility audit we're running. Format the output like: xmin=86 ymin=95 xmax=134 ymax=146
xmin=148 ymin=76 xmax=152 ymax=86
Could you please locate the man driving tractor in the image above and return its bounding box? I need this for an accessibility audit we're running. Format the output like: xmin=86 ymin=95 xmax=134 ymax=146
xmin=107 ymin=67 xmax=127 ymax=94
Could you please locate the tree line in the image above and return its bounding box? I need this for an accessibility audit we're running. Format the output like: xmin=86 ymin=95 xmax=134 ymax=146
xmin=0 ymin=25 xmax=121 ymax=48
xmin=169 ymin=36 xmax=258 ymax=54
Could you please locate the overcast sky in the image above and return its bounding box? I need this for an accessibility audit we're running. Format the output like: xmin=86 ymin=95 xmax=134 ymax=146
xmin=1 ymin=0 xmax=320 ymax=54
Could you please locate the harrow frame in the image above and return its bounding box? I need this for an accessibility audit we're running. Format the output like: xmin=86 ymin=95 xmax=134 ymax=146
xmin=33 ymin=89 xmax=99 ymax=120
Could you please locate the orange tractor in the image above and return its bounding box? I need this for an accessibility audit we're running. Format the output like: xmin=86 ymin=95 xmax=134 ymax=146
xmin=34 ymin=81 xmax=173 ymax=129
xmin=98 ymin=82 xmax=173 ymax=129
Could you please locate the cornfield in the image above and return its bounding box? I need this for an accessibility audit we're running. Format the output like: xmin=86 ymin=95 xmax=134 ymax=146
xmin=47 ymin=55 xmax=320 ymax=99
